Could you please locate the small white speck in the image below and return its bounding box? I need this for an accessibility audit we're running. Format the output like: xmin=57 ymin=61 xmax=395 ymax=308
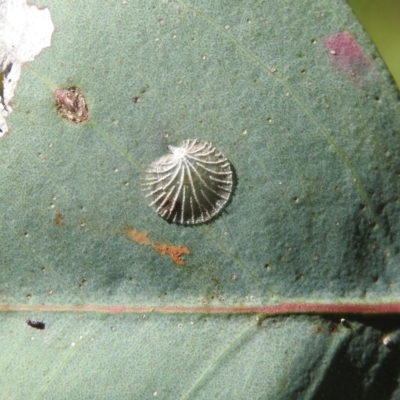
xmin=201 ymin=55 xmax=206 ymax=60
xmin=250 ymin=295 xmax=255 ymax=301
xmin=48 ymin=289 xmax=52 ymax=294
xmin=190 ymin=321 xmax=194 ymax=325
xmin=285 ymin=92 xmax=290 ymax=97
xmin=178 ymin=323 xmax=183 ymax=328
xmin=270 ymin=68 xmax=277 ymax=73
xmin=247 ymin=19 xmax=251 ymax=24
xmin=224 ymin=25 xmax=230 ymax=29
xmin=224 ymin=231 xmax=228 ymax=236
xmin=122 ymin=0 xmax=127 ymax=4
xmin=330 ymin=50 xmax=337 ymax=55
xmin=143 ymin=315 xmax=147 ymax=319
xmin=383 ymin=335 xmax=391 ymax=346
xmin=31 ymin=337 xmax=35 ymax=341
xmin=155 ymin=37 xmax=159 ymax=42
xmin=153 ymin=391 xmax=158 ymax=397
xmin=71 ymin=342 xmax=75 ymax=347
xmin=242 ymin=129 xmax=247 ymax=135
xmin=124 ymin=181 xmax=129 ymax=186
xmin=231 ymin=274 xmax=237 ymax=280
xmin=113 ymin=168 xmax=119 ymax=173
xmin=158 ymin=19 xmax=164 ymax=24
xmin=48 ymin=143 xmax=53 ymax=148
xmin=172 ymin=34 xmax=177 ymax=39
xmin=79 ymin=336 xmax=83 ymax=340
xmin=50 ymin=203 xmax=55 ymax=208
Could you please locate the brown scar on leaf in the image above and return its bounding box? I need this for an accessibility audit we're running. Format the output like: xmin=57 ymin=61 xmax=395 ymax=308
xmin=125 ymin=226 xmax=190 ymax=266
xmin=54 ymin=86 xmax=89 ymax=124
xmin=54 ymin=213 xmax=64 ymax=227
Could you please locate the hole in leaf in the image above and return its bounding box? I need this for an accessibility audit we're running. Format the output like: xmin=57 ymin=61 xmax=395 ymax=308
xmin=0 ymin=63 xmax=13 ymax=111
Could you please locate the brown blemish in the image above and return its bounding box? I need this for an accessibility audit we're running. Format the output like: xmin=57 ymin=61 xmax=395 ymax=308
xmin=132 ymin=96 xmax=139 ymax=103
xmin=125 ymin=226 xmax=190 ymax=266
xmin=328 ymin=322 xmax=338 ymax=333
xmin=55 ymin=87 xmax=89 ymax=124
xmin=324 ymin=31 xmax=373 ymax=82
xmin=54 ymin=213 xmax=64 ymax=227
xmin=79 ymin=277 xmax=87 ymax=289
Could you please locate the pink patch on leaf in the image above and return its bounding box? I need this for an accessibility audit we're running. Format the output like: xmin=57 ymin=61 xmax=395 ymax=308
xmin=324 ymin=31 xmax=372 ymax=80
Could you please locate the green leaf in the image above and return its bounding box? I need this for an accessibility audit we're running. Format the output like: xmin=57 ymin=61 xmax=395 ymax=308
xmin=1 ymin=0 xmax=400 ymax=397
xmin=2 ymin=313 xmax=400 ymax=399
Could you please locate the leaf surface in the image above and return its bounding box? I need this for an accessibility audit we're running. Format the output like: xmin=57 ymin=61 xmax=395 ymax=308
xmin=1 ymin=0 xmax=400 ymax=398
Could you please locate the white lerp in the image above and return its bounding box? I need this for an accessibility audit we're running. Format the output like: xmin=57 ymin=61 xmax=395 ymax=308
xmin=142 ymin=139 xmax=233 ymax=225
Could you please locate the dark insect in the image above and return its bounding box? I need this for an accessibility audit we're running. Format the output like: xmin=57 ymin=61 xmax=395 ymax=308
xmin=159 ymin=198 xmax=182 ymax=214
xmin=26 ymin=319 xmax=45 ymax=330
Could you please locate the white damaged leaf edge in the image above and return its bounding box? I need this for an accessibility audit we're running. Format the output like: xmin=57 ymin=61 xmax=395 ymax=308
xmin=0 ymin=0 xmax=54 ymax=137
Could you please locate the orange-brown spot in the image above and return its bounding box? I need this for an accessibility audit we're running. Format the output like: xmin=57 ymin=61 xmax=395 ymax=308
xmin=125 ymin=226 xmax=190 ymax=266
xmin=155 ymin=243 xmax=190 ymax=266
xmin=126 ymin=227 xmax=150 ymax=246
xmin=54 ymin=213 xmax=64 ymax=227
